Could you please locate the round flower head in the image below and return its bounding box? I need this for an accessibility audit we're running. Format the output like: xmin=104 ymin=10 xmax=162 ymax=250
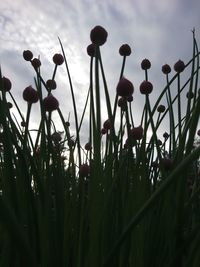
xmin=43 ymin=94 xmax=59 ymax=112
xmin=85 ymin=142 xmax=92 ymax=151
xmin=197 ymin=129 xmax=200 ymax=136
xmin=101 ymin=128 xmax=107 ymax=135
xmin=141 ymin=59 xmax=151 ymax=70
xmin=130 ymin=125 xmax=143 ymax=140
xmin=7 ymin=102 xmax=13 ymax=109
xmin=53 ymin=53 xmax=64 ymax=65
xmin=90 ymin=25 xmax=108 ymax=46
xmin=31 ymin=58 xmax=41 ymax=69
xmin=163 ymin=132 xmax=169 ymax=140
xmin=162 ymin=64 xmax=171 ymax=74
xmin=87 ymin=44 xmax=95 ymax=57
xmin=23 ymin=50 xmax=33 ymax=61
xmin=119 ymin=44 xmax=131 ymax=56
xmin=174 ymin=60 xmax=185 ymax=73
xmin=103 ymin=119 xmax=111 ymax=130
xmin=51 ymin=132 xmax=62 ymax=143
xmin=46 ymin=79 xmax=57 ymax=90
xmin=186 ymin=91 xmax=194 ymax=99
xmin=79 ymin=163 xmax=90 ymax=177
xmin=2 ymin=77 xmax=12 ymax=91
xmin=117 ymin=77 xmax=134 ymax=97
xmin=157 ymin=104 xmax=166 ymax=113
xmin=140 ymin=80 xmax=153 ymax=95
xmin=23 ymin=86 xmax=39 ymax=103
xmin=118 ymin=97 xmax=127 ymax=110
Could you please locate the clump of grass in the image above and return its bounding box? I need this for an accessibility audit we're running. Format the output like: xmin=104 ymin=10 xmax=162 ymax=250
xmin=0 ymin=27 xmax=200 ymax=267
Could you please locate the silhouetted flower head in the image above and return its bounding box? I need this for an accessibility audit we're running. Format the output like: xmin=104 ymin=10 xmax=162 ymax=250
xmin=7 ymin=102 xmax=13 ymax=109
xmin=157 ymin=104 xmax=166 ymax=113
xmin=157 ymin=139 xmax=162 ymax=146
xmin=119 ymin=44 xmax=131 ymax=56
xmin=118 ymin=97 xmax=127 ymax=110
xmin=141 ymin=58 xmax=151 ymax=70
xmin=130 ymin=125 xmax=143 ymax=140
xmin=87 ymin=44 xmax=96 ymax=57
xmin=101 ymin=128 xmax=107 ymax=135
xmin=1 ymin=77 xmax=12 ymax=91
xmin=46 ymin=79 xmax=57 ymax=90
xmin=103 ymin=119 xmax=111 ymax=130
xmin=23 ymin=50 xmax=33 ymax=61
xmin=117 ymin=77 xmax=134 ymax=97
xmin=51 ymin=132 xmax=62 ymax=143
xmin=90 ymin=25 xmax=108 ymax=46
xmin=140 ymin=80 xmax=153 ymax=95
xmin=85 ymin=142 xmax=92 ymax=151
xmin=43 ymin=94 xmax=59 ymax=112
xmin=31 ymin=58 xmax=41 ymax=69
xmin=197 ymin=129 xmax=200 ymax=136
xmin=79 ymin=163 xmax=90 ymax=177
xmin=162 ymin=64 xmax=171 ymax=74
xmin=186 ymin=91 xmax=194 ymax=99
xmin=163 ymin=132 xmax=169 ymax=140
xmin=174 ymin=60 xmax=185 ymax=73
xmin=53 ymin=53 xmax=64 ymax=65
xmin=23 ymin=86 xmax=39 ymax=103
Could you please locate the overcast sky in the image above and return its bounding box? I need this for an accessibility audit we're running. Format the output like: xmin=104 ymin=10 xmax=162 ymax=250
xmin=0 ymin=0 xmax=200 ymax=143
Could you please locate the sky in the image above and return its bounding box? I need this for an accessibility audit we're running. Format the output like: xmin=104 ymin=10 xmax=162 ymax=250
xmin=0 ymin=0 xmax=200 ymax=144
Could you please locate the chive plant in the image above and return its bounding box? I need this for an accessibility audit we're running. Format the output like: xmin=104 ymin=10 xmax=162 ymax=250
xmin=0 ymin=26 xmax=200 ymax=267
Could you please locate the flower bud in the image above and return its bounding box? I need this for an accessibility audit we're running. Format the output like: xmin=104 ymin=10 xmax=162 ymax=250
xmin=53 ymin=53 xmax=64 ymax=65
xmin=23 ymin=86 xmax=39 ymax=103
xmin=157 ymin=104 xmax=166 ymax=113
xmin=119 ymin=44 xmax=131 ymax=56
xmin=162 ymin=64 xmax=171 ymax=74
xmin=43 ymin=94 xmax=59 ymax=112
xmin=79 ymin=163 xmax=90 ymax=177
xmin=174 ymin=60 xmax=185 ymax=73
xmin=46 ymin=79 xmax=57 ymax=90
xmin=90 ymin=25 xmax=108 ymax=46
xmin=31 ymin=58 xmax=41 ymax=69
xmin=23 ymin=50 xmax=33 ymax=61
xmin=141 ymin=58 xmax=151 ymax=70
xmin=130 ymin=126 xmax=143 ymax=140
xmin=87 ymin=44 xmax=95 ymax=57
xmin=117 ymin=77 xmax=134 ymax=97
xmin=140 ymin=80 xmax=153 ymax=95
xmin=1 ymin=77 xmax=12 ymax=91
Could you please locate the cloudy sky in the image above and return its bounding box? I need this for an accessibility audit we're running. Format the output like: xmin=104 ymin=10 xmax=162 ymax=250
xmin=0 ymin=0 xmax=200 ymax=142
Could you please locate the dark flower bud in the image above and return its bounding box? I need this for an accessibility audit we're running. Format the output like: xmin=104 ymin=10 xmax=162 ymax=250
xmin=31 ymin=58 xmax=41 ymax=69
xmin=163 ymin=132 xmax=169 ymax=139
xmin=186 ymin=91 xmax=194 ymax=99
xmin=140 ymin=80 xmax=153 ymax=95
xmin=1 ymin=77 xmax=12 ymax=91
xmin=51 ymin=132 xmax=62 ymax=143
xmin=7 ymin=102 xmax=13 ymax=109
xmin=53 ymin=53 xmax=64 ymax=65
xmin=141 ymin=58 xmax=151 ymax=70
xmin=130 ymin=125 xmax=143 ymax=140
xmin=197 ymin=129 xmax=200 ymax=136
xmin=118 ymin=97 xmax=127 ymax=110
xmin=85 ymin=142 xmax=92 ymax=151
xmin=79 ymin=163 xmax=90 ymax=177
xmin=162 ymin=64 xmax=171 ymax=74
xmin=157 ymin=104 xmax=166 ymax=113
xmin=23 ymin=50 xmax=33 ymax=61
xmin=119 ymin=44 xmax=131 ymax=56
xmin=174 ymin=60 xmax=185 ymax=73
xmin=23 ymin=86 xmax=39 ymax=103
xmin=103 ymin=119 xmax=111 ymax=130
xmin=157 ymin=139 xmax=162 ymax=146
xmin=117 ymin=77 xmax=134 ymax=97
xmin=87 ymin=44 xmax=95 ymax=57
xmin=101 ymin=128 xmax=107 ymax=135
xmin=43 ymin=94 xmax=59 ymax=112
xmin=46 ymin=79 xmax=57 ymax=90
xmin=90 ymin=25 xmax=108 ymax=46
